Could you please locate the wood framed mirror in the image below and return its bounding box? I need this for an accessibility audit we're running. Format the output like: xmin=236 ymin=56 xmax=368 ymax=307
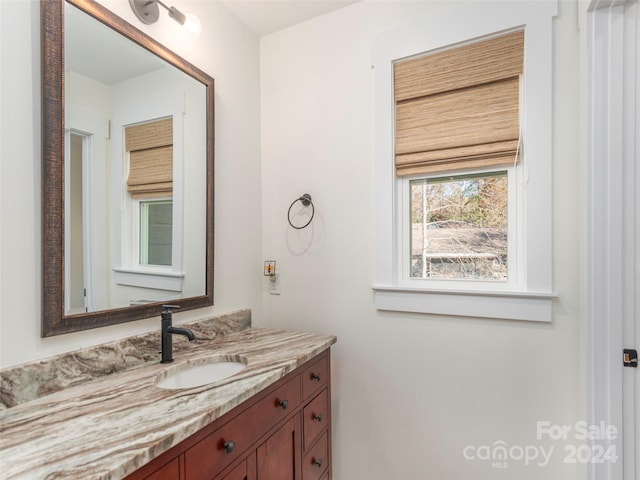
xmin=41 ymin=0 xmax=214 ymax=336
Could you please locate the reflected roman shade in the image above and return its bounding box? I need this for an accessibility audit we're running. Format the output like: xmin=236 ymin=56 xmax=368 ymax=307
xmin=394 ymin=30 xmax=524 ymax=176
xmin=125 ymin=117 xmax=173 ymax=198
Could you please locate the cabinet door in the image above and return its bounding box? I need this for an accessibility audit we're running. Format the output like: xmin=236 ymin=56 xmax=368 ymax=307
xmin=214 ymin=454 xmax=258 ymax=480
xmin=218 ymin=459 xmax=247 ymax=480
xmin=256 ymin=417 xmax=300 ymax=480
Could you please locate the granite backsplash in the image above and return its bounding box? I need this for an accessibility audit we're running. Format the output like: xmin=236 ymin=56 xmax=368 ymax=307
xmin=0 ymin=308 xmax=251 ymax=408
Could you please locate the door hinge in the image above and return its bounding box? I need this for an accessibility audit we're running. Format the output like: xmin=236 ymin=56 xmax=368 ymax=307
xmin=623 ymin=349 xmax=638 ymax=368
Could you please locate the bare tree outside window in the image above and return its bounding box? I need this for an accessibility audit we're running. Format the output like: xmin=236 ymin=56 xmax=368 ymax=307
xmin=410 ymin=172 xmax=508 ymax=280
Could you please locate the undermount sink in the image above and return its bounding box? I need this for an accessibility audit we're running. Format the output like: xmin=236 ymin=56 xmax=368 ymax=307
xmin=156 ymin=359 xmax=246 ymax=390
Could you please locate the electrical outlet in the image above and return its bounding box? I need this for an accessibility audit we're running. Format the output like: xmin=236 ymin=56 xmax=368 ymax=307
xmin=270 ymin=271 xmax=280 ymax=295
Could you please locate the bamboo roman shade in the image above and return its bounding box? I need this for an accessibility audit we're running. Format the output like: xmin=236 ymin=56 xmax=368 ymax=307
xmin=394 ymin=30 xmax=524 ymax=176
xmin=125 ymin=117 xmax=173 ymax=198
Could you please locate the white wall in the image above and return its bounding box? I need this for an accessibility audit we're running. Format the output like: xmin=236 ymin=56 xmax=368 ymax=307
xmin=0 ymin=0 xmax=262 ymax=366
xmin=260 ymin=1 xmax=585 ymax=479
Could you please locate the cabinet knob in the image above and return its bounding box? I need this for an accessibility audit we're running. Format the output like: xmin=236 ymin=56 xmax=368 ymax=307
xmin=312 ymin=458 xmax=323 ymax=468
xmin=223 ymin=441 xmax=235 ymax=454
xmin=311 ymin=373 xmax=321 ymax=382
xmin=312 ymin=413 xmax=324 ymax=422
xmin=279 ymin=399 xmax=289 ymax=410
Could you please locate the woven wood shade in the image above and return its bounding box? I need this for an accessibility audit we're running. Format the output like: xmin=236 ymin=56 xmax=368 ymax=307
xmin=125 ymin=117 xmax=173 ymax=198
xmin=394 ymin=30 xmax=524 ymax=176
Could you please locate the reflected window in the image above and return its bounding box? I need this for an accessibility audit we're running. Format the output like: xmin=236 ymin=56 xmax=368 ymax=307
xmin=125 ymin=116 xmax=174 ymax=267
xmin=139 ymin=199 xmax=173 ymax=266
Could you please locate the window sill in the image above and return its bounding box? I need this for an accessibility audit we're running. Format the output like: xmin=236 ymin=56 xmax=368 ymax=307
xmin=372 ymin=285 xmax=557 ymax=322
xmin=114 ymin=268 xmax=184 ymax=292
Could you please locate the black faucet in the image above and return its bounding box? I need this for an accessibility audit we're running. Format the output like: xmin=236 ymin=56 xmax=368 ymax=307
xmin=161 ymin=305 xmax=195 ymax=363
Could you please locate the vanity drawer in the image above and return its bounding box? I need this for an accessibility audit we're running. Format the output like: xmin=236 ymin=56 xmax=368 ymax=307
xmin=302 ymin=431 xmax=328 ymax=480
xmin=302 ymin=354 xmax=328 ymax=400
xmin=143 ymin=457 xmax=180 ymax=480
xmin=303 ymin=389 xmax=328 ymax=450
xmin=185 ymin=375 xmax=301 ymax=480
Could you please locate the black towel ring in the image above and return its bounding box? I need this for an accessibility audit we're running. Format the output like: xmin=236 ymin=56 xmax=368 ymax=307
xmin=287 ymin=194 xmax=314 ymax=229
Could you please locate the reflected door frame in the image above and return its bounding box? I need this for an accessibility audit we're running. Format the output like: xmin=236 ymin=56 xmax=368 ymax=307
xmin=64 ymin=129 xmax=95 ymax=314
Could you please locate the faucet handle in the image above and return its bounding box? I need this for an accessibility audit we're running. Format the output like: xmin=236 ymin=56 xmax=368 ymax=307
xmin=161 ymin=305 xmax=180 ymax=325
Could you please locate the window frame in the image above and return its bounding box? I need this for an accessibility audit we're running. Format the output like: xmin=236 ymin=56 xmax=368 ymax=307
xmin=372 ymin=1 xmax=558 ymax=322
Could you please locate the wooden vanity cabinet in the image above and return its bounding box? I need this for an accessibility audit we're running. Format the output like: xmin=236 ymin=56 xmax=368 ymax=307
xmin=124 ymin=351 xmax=331 ymax=480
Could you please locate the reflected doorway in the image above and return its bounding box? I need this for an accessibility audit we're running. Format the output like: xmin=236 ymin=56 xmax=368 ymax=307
xmin=65 ymin=130 xmax=94 ymax=314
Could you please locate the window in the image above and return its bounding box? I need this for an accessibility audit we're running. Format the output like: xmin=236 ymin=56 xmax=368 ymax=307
xmin=125 ymin=117 xmax=173 ymax=200
xmin=139 ymin=199 xmax=173 ymax=266
xmin=113 ymin=115 xmax=185 ymax=293
xmin=408 ymin=171 xmax=508 ymax=282
xmin=126 ymin=117 xmax=174 ymax=269
xmin=394 ymin=29 xmax=521 ymax=289
xmin=373 ymin=1 xmax=557 ymax=322
xmin=111 ymin=96 xmax=188 ymax=294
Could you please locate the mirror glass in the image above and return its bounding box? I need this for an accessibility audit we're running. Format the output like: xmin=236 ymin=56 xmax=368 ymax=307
xmin=42 ymin=0 xmax=214 ymax=336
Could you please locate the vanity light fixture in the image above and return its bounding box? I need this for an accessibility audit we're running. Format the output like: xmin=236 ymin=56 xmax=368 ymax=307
xmin=129 ymin=0 xmax=201 ymax=34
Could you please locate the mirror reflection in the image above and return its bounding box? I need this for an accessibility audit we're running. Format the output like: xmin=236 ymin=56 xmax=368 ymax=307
xmin=64 ymin=2 xmax=207 ymax=315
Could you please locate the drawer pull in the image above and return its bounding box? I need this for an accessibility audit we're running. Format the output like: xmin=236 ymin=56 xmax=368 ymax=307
xmin=223 ymin=441 xmax=236 ymax=454
xmin=311 ymin=373 xmax=321 ymax=382
xmin=312 ymin=458 xmax=323 ymax=468
xmin=279 ymin=399 xmax=289 ymax=410
xmin=312 ymin=413 xmax=324 ymax=422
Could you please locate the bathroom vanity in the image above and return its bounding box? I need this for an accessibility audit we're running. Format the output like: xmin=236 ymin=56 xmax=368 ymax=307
xmin=0 ymin=310 xmax=336 ymax=480
xmin=127 ymin=351 xmax=331 ymax=480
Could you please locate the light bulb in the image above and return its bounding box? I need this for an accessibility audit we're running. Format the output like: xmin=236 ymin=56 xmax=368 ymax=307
xmin=184 ymin=13 xmax=201 ymax=35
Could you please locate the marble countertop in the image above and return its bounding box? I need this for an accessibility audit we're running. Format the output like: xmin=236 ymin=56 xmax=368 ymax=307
xmin=0 ymin=325 xmax=336 ymax=480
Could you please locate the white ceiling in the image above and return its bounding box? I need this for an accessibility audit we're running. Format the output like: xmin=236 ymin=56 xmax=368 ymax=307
xmin=65 ymin=2 xmax=168 ymax=85
xmin=64 ymin=0 xmax=361 ymax=86
xmin=219 ymin=0 xmax=360 ymax=37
